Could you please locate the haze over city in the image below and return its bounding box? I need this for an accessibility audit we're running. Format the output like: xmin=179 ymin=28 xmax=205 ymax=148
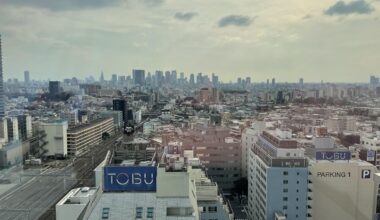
xmin=0 ymin=0 xmax=379 ymax=82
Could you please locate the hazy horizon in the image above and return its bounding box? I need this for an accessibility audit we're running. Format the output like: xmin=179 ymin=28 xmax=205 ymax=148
xmin=1 ymin=0 xmax=379 ymax=82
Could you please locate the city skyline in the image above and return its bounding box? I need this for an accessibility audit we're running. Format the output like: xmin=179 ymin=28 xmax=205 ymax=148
xmin=0 ymin=0 xmax=380 ymax=82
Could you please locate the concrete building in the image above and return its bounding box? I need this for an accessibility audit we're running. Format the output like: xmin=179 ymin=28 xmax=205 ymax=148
xmin=0 ymin=35 xmax=5 ymax=119
xmin=56 ymin=149 xmax=233 ymax=220
xmin=0 ymin=118 xmax=8 ymax=144
xmin=112 ymin=99 xmax=128 ymax=124
xmin=24 ymin=70 xmax=30 ymax=84
xmin=67 ymin=118 xmax=114 ymax=156
xmin=60 ymin=110 xmax=79 ymax=127
xmin=181 ymin=125 xmax=241 ymax=193
xmin=49 ymin=81 xmax=62 ymax=96
xmin=17 ymin=114 xmax=32 ymax=141
xmin=40 ymin=119 xmax=68 ymax=158
xmin=99 ymin=110 xmax=123 ymax=128
xmin=241 ymin=121 xmax=266 ymax=178
xmin=248 ymin=129 xmax=309 ymax=220
xmin=133 ymin=69 xmax=145 ymax=86
xmin=308 ymin=159 xmax=377 ymax=220
xmin=326 ymin=116 xmax=357 ymax=133
xmin=0 ymin=141 xmax=23 ymax=168
xmin=6 ymin=117 xmax=19 ymax=142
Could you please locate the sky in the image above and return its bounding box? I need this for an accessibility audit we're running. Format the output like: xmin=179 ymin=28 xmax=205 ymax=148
xmin=0 ymin=0 xmax=379 ymax=83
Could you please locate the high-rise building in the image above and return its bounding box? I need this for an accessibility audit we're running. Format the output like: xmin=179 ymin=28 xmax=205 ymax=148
xmin=111 ymin=74 xmax=117 ymax=85
xmin=189 ymin=73 xmax=195 ymax=85
xmin=370 ymin=75 xmax=380 ymax=87
xmin=6 ymin=117 xmax=19 ymax=142
xmin=246 ymin=77 xmax=251 ymax=86
xmin=24 ymin=71 xmax=30 ymax=84
xmin=49 ymin=81 xmax=62 ymax=96
xmin=133 ymin=69 xmax=145 ymax=86
xmin=17 ymin=114 xmax=32 ymax=141
xmin=0 ymin=35 xmax=5 ymax=119
xmin=171 ymin=70 xmax=177 ymax=84
xmin=99 ymin=71 xmax=104 ymax=83
xmin=299 ymin=78 xmax=304 ymax=87
xmin=164 ymin=71 xmax=170 ymax=83
xmin=248 ymin=129 xmax=308 ymax=220
xmin=113 ymin=99 xmax=128 ymax=123
xmin=197 ymin=73 xmax=203 ymax=85
xmin=212 ymin=73 xmax=219 ymax=86
xmin=272 ymin=77 xmax=276 ymax=87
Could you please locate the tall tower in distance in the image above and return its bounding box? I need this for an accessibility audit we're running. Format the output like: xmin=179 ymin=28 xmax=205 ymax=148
xmin=0 ymin=35 xmax=5 ymax=119
xmin=24 ymin=70 xmax=30 ymax=84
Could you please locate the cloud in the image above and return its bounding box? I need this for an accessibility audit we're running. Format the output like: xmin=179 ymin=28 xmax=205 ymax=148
xmin=218 ymin=15 xmax=253 ymax=27
xmin=325 ymin=0 xmax=374 ymax=16
xmin=0 ymin=0 xmax=122 ymax=11
xmin=141 ymin=0 xmax=165 ymax=8
xmin=174 ymin=12 xmax=198 ymax=21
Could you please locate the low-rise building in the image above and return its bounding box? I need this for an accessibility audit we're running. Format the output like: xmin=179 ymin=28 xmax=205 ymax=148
xmin=67 ymin=118 xmax=114 ymax=156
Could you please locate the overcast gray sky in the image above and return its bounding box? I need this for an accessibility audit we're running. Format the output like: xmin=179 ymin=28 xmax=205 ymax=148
xmin=0 ymin=0 xmax=379 ymax=82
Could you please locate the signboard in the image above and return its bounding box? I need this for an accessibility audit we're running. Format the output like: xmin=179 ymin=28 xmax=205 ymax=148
xmin=367 ymin=150 xmax=375 ymax=162
xmin=315 ymin=151 xmax=351 ymax=161
xmin=362 ymin=169 xmax=371 ymax=179
xmin=103 ymin=166 xmax=157 ymax=192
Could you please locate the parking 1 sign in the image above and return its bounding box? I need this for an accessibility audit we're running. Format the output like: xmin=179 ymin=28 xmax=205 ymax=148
xmin=103 ymin=166 xmax=157 ymax=192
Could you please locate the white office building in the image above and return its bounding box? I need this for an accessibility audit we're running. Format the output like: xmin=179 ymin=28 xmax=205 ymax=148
xmin=40 ymin=119 xmax=68 ymax=158
xmin=56 ymin=150 xmax=233 ymax=220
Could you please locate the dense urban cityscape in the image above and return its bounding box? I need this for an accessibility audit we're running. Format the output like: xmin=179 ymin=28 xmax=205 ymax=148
xmin=1 ymin=0 xmax=380 ymax=220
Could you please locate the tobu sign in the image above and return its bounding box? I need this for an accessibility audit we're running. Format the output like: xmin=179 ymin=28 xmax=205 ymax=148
xmin=316 ymin=151 xmax=351 ymax=161
xmin=103 ymin=166 xmax=157 ymax=192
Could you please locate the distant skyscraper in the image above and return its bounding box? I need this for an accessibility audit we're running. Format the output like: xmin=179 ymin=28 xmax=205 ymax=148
xmin=133 ymin=69 xmax=145 ymax=86
xmin=197 ymin=73 xmax=202 ymax=84
xmin=49 ymin=81 xmax=61 ymax=96
xmin=171 ymin=70 xmax=177 ymax=84
xmin=299 ymin=78 xmax=304 ymax=87
xmin=189 ymin=73 xmax=195 ymax=85
xmin=212 ymin=73 xmax=219 ymax=86
xmin=0 ymin=35 xmax=4 ymax=118
xmin=272 ymin=78 xmax=276 ymax=87
xmin=370 ymin=75 xmax=379 ymax=87
xmin=164 ymin=71 xmax=170 ymax=83
xmin=24 ymin=71 xmax=30 ymax=84
xmin=100 ymin=71 xmax=104 ymax=83
xmin=111 ymin=74 xmax=117 ymax=85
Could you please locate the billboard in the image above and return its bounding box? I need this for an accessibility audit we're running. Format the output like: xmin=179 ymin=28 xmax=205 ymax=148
xmin=103 ymin=166 xmax=157 ymax=192
xmin=367 ymin=150 xmax=375 ymax=162
xmin=316 ymin=151 xmax=351 ymax=161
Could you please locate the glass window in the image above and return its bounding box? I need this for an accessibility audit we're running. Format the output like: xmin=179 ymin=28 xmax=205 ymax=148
xmin=136 ymin=207 xmax=143 ymax=218
xmin=208 ymin=206 xmax=217 ymax=212
xmin=102 ymin=208 xmax=110 ymax=219
xmin=147 ymin=207 xmax=154 ymax=218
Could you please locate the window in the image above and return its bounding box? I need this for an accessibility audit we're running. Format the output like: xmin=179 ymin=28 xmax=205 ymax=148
xmin=147 ymin=207 xmax=154 ymax=218
xmin=283 ymin=197 xmax=288 ymax=201
xmin=283 ymin=205 xmax=287 ymax=209
xmin=283 ymin=171 xmax=288 ymax=176
xmin=136 ymin=207 xmax=143 ymax=218
xmin=102 ymin=208 xmax=110 ymax=219
xmin=208 ymin=206 xmax=217 ymax=212
xmin=283 ymin=180 xmax=288 ymax=184
xmin=283 ymin=188 xmax=288 ymax=193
